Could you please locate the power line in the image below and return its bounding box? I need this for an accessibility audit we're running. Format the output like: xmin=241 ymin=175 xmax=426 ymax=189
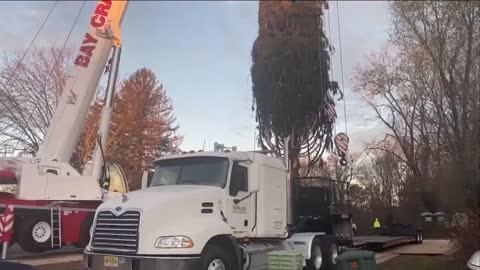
xmin=57 ymin=1 xmax=88 ymax=65
xmin=39 ymin=1 xmax=88 ymax=111
xmin=336 ymin=0 xmax=348 ymax=134
xmin=0 ymin=1 xmax=58 ymax=90
xmin=21 ymin=1 xmax=88 ymax=142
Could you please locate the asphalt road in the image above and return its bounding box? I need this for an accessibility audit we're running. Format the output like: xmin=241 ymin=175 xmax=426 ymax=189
xmin=36 ymin=261 xmax=82 ymax=270
xmin=8 ymin=240 xmax=455 ymax=270
xmin=3 ymin=244 xmax=82 ymax=269
xmin=375 ymin=239 xmax=454 ymax=264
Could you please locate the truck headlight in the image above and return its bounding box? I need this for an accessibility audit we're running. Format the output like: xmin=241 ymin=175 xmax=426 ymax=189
xmin=155 ymin=236 xmax=194 ymax=248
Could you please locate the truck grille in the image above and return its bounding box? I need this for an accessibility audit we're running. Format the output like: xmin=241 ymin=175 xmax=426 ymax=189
xmin=91 ymin=210 xmax=140 ymax=254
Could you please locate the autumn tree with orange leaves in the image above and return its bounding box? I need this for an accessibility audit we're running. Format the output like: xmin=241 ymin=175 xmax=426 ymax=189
xmin=76 ymin=68 xmax=181 ymax=189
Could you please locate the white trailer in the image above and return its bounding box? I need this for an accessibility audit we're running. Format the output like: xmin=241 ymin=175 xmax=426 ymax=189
xmin=83 ymin=148 xmax=354 ymax=270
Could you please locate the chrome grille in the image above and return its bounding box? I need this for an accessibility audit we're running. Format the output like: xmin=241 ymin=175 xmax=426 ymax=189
xmin=91 ymin=210 xmax=140 ymax=253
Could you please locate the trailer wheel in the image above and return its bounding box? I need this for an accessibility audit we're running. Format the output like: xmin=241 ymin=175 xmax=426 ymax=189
xmin=16 ymin=217 xmax=52 ymax=253
xmin=307 ymin=237 xmax=326 ymax=270
xmin=201 ymin=244 xmax=237 ymax=270
xmin=415 ymin=231 xmax=423 ymax=244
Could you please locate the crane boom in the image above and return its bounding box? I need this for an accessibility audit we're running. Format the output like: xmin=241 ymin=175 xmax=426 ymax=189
xmin=0 ymin=0 xmax=129 ymax=201
xmin=36 ymin=0 xmax=127 ymax=163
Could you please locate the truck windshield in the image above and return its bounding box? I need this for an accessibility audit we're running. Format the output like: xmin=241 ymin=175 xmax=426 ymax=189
xmin=150 ymin=157 xmax=229 ymax=188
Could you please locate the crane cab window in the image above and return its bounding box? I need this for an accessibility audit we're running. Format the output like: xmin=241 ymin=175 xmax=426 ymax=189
xmin=229 ymin=163 xmax=248 ymax=196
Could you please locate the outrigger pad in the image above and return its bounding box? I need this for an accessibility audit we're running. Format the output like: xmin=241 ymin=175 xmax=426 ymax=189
xmin=0 ymin=261 xmax=38 ymax=270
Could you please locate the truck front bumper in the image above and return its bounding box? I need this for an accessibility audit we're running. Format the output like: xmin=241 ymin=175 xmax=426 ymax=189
xmin=83 ymin=251 xmax=200 ymax=270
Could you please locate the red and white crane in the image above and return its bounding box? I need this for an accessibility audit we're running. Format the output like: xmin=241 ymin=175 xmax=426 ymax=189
xmin=0 ymin=0 xmax=129 ymax=253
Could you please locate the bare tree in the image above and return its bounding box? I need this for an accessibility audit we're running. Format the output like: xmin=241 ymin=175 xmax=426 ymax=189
xmin=355 ymin=1 xmax=480 ymax=211
xmin=0 ymin=47 xmax=72 ymax=155
xmin=355 ymin=47 xmax=426 ymax=177
xmin=390 ymin=1 xmax=480 ymax=209
xmin=357 ymin=150 xmax=407 ymax=210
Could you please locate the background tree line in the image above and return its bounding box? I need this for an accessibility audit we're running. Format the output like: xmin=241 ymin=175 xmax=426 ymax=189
xmin=254 ymin=0 xmax=480 ymax=253
xmin=0 ymin=47 xmax=181 ymax=189
xmin=350 ymin=1 xmax=480 ymax=252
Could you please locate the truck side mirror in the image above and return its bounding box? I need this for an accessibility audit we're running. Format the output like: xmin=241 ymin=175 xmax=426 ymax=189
xmin=141 ymin=170 xmax=153 ymax=189
xmin=100 ymin=165 xmax=111 ymax=190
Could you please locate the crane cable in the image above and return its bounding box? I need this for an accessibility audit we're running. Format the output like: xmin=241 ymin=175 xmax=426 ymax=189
xmin=326 ymin=2 xmax=336 ymax=138
xmin=335 ymin=0 xmax=348 ymax=134
xmin=0 ymin=2 xmax=58 ymax=90
xmin=7 ymin=2 xmax=87 ymax=156
xmin=335 ymin=1 xmax=350 ymax=169
xmin=325 ymin=2 xmax=339 ymax=171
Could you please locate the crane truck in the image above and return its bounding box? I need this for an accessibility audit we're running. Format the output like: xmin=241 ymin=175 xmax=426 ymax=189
xmin=83 ymin=140 xmax=355 ymax=270
xmin=0 ymin=0 xmax=130 ymax=253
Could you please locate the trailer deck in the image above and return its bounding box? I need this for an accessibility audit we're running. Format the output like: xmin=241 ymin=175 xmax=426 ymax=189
xmin=353 ymin=235 xmax=417 ymax=250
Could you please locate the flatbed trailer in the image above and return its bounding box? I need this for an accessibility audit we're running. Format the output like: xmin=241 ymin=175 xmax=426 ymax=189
xmin=353 ymin=235 xmax=419 ymax=251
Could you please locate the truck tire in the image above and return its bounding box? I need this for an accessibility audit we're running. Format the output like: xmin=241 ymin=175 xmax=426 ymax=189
xmin=307 ymin=237 xmax=326 ymax=270
xmin=74 ymin=214 xmax=94 ymax=248
xmin=16 ymin=216 xmax=52 ymax=253
xmin=201 ymin=244 xmax=237 ymax=270
xmin=325 ymin=241 xmax=339 ymax=269
xmin=415 ymin=230 xmax=423 ymax=244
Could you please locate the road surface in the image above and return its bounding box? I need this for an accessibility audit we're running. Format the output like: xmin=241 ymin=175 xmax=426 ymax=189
xmin=376 ymin=239 xmax=454 ymax=264
xmin=3 ymin=244 xmax=82 ymax=267
xmin=6 ymin=240 xmax=455 ymax=269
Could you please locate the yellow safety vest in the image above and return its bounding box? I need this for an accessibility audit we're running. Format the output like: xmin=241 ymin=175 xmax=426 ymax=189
xmin=373 ymin=219 xmax=381 ymax=228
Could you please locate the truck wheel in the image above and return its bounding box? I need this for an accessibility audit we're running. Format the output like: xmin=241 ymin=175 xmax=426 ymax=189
xmin=326 ymin=241 xmax=339 ymax=269
xmin=201 ymin=244 xmax=237 ymax=270
xmin=307 ymin=238 xmax=326 ymax=270
xmin=17 ymin=217 xmax=52 ymax=253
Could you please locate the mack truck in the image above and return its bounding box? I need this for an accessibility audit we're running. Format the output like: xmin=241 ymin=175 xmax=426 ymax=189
xmin=83 ymin=142 xmax=354 ymax=270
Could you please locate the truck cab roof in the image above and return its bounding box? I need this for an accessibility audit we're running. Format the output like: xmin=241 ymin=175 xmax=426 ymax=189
xmin=154 ymin=151 xmax=286 ymax=171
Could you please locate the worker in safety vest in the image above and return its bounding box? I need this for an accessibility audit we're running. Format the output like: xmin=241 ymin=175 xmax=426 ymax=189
xmin=373 ymin=218 xmax=381 ymax=234
xmin=373 ymin=218 xmax=381 ymax=228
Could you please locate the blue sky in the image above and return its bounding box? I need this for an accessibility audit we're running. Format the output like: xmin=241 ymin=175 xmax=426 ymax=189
xmin=0 ymin=1 xmax=391 ymax=153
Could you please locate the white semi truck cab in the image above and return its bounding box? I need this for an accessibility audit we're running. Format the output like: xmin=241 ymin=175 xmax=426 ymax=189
xmin=83 ymin=150 xmax=353 ymax=270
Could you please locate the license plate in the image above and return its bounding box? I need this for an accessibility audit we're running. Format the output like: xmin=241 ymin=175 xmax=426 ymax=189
xmin=104 ymin=256 xmax=119 ymax=267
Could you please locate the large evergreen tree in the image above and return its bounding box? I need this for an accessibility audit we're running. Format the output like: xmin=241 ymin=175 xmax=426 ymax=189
xmin=77 ymin=68 xmax=182 ymax=189
xmin=251 ymin=0 xmax=341 ymax=176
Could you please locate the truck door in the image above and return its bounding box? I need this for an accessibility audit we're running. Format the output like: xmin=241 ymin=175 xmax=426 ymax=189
xmin=226 ymin=162 xmax=253 ymax=235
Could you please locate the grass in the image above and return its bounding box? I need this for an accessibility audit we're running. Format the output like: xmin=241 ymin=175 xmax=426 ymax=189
xmin=378 ymin=254 xmax=468 ymax=270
